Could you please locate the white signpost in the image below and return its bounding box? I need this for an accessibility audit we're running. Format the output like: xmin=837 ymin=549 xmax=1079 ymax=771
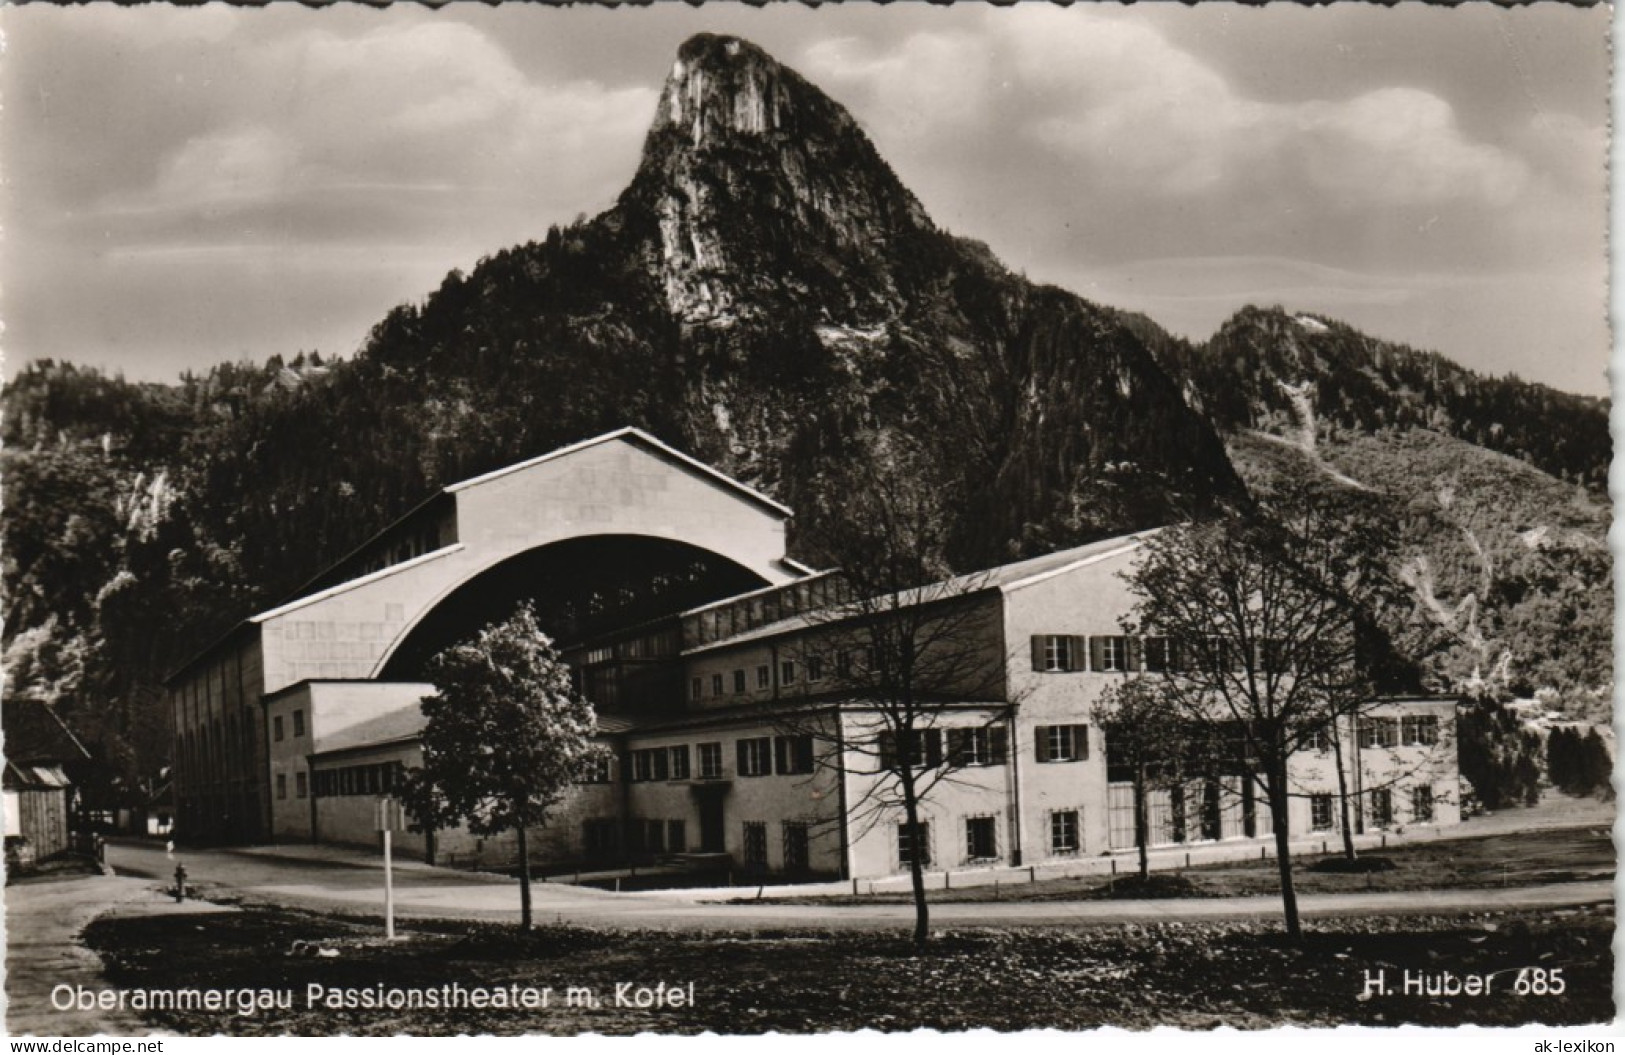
xmin=375 ymin=795 xmax=404 ymax=940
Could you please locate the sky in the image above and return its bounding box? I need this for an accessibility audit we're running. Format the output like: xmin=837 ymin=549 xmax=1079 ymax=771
xmin=1 ymin=3 xmax=1611 ymax=396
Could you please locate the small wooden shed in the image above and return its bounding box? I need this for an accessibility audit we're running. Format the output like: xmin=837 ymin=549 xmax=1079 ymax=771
xmin=4 ymin=701 xmax=91 ymax=863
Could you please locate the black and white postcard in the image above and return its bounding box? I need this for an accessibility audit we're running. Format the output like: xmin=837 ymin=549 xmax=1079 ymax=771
xmin=2 ymin=2 xmax=1614 ymax=1044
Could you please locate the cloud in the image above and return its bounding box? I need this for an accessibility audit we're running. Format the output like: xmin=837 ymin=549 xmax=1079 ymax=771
xmin=99 ymin=19 xmax=659 ymax=238
xmin=805 ymin=7 xmax=1547 ymax=242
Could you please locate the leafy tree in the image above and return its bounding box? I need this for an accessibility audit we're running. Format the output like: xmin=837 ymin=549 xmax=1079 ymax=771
xmin=399 ymin=603 xmax=605 ymax=930
xmin=1457 ymin=700 xmax=1543 ymax=810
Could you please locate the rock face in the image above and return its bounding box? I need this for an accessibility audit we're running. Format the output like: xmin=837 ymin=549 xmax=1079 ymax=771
xmin=347 ymin=32 xmax=1251 ymax=570
xmin=633 ymin=34 xmax=934 ymax=329
xmin=597 ymin=34 xmax=1248 ymax=563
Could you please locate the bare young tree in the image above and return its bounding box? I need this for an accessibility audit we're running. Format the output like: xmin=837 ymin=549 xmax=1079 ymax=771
xmin=1091 ymin=676 xmax=1198 ymax=882
xmin=779 ymin=435 xmax=1010 ymax=948
xmin=1121 ymin=490 xmax=1438 ymax=939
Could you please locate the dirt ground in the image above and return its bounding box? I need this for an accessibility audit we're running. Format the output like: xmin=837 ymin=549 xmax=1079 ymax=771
xmin=83 ymin=901 xmax=1613 ymax=1035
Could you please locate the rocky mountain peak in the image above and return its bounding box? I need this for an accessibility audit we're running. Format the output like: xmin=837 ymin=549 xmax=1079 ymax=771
xmin=626 ymin=34 xmax=934 ymax=327
xmin=655 ymin=34 xmax=798 ymax=145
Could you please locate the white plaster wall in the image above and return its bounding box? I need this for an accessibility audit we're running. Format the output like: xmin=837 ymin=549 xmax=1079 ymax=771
xmin=257 ymin=437 xmax=795 ymax=694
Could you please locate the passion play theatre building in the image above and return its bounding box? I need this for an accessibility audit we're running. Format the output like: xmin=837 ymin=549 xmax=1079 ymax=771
xmin=169 ymin=428 xmax=1460 ymax=879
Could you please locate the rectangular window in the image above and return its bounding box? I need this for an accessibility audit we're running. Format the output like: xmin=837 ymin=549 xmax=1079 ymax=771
xmin=698 ymin=742 xmax=723 ymax=779
xmin=668 ymin=745 xmax=691 ymax=781
xmin=737 ymin=737 xmax=772 ymax=777
xmin=773 ymin=735 xmax=815 ymax=775
xmin=1036 ymin=724 xmax=1088 ymax=763
xmin=877 ymin=729 xmax=944 ymax=770
xmin=1049 ymin=810 xmax=1080 ymax=854
xmin=1310 ymin=794 xmax=1335 ymax=832
xmin=644 ymin=819 xmax=666 ymax=854
xmin=292 ymin=710 xmax=305 ymax=737
xmin=667 ymin=819 xmax=687 ymax=853
xmin=582 ymin=819 xmax=617 ymax=859
xmin=1143 ymin=636 xmax=1175 ymax=672
xmin=1306 ymin=725 xmax=1334 ymax=752
xmin=965 ymin=816 xmax=998 ymax=861
xmin=1032 ymin=634 xmax=1084 ymax=672
xmin=1368 ymin=789 xmax=1394 ymax=829
xmin=806 ymin=655 xmax=824 ymax=682
xmin=1411 ymin=785 xmax=1434 ymax=823
xmin=780 ymin=660 xmax=797 ymax=685
xmin=711 ymin=673 xmax=724 ymax=697
xmin=742 ymin=821 xmax=769 ymax=871
xmin=295 ymin=771 xmax=308 ymax=799
xmin=733 ymin=669 xmax=747 ymax=694
xmin=756 ymin=665 xmax=771 ymax=690
xmin=897 ymin=821 xmax=931 ymax=869
xmin=276 ymin=773 xmax=287 ymax=801
xmin=1359 ymin=718 xmax=1400 ymax=749
xmin=273 ymin=716 xmax=285 ymax=742
xmin=1402 ymin=715 xmax=1439 ymax=746
xmin=836 ymin=651 xmax=852 ymax=679
xmin=1091 ymin=636 xmax=1130 ymax=672
xmin=947 ymin=726 xmax=1008 ymax=767
xmin=630 ymin=748 xmax=671 ymax=783
xmin=782 ymin=822 xmax=810 ymax=874
xmin=1257 ymin=638 xmax=1290 ymax=674
xmin=579 ymin=754 xmax=613 ymax=784
xmin=690 ymin=677 xmax=703 ymax=701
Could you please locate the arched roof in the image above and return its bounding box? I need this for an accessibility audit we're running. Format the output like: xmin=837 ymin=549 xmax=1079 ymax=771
xmin=232 ymin=429 xmax=803 ymax=695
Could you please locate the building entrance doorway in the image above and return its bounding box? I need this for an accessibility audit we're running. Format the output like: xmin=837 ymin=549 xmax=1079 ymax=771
xmin=694 ymin=785 xmax=727 ymax=853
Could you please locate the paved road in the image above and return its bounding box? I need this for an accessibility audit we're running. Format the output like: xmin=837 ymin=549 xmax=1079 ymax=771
xmin=107 ymin=838 xmax=1613 ymax=932
xmin=4 ymin=873 xmax=232 ymax=1036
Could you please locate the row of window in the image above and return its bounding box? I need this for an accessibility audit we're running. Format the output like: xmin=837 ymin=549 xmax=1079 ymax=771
xmin=875 ymin=724 xmax=1086 ymax=770
xmin=740 ymin=820 xmax=812 ymax=873
xmin=690 ymin=650 xmax=876 ymax=700
xmin=1359 ymin=716 xmax=1440 ymax=749
xmin=274 ymin=771 xmax=309 ymax=801
xmin=593 ymin=722 xmax=1096 ymax=788
xmin=312 ymin=762 xmax=404 ymax=798
xmin=1308 ymin=786 xmax=1433 ymax=830
xmin=271 ymin=709 xmax=306 ymax=742
xmin=1304 ymin=716 xmax=1441 ymax=752
xmin=897 ymin=809 xmax=1083 ymax=868
xmin=606 ymin=736 xmax=817 ymax=783
xmin=1032 ymin=634 xmax=1302 ymax=675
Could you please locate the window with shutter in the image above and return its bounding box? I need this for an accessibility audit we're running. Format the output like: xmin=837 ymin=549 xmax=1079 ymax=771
xmin=989 ymin=725 xmax=1009 ymax=765
xmin=1036 ymin=724 xmax=1087 ymax=762
xmin=772 ymin=735 xmax=814 ymax=775
xmin=923 ymin=729 xmax=943 ymax=769
xmin=1033 ymin=635 xmax=1081 ymax=672
xmin=877 ymin=730 xmax=898 ymax=770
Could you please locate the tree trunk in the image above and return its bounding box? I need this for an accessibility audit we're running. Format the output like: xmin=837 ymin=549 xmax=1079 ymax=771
xmin=517 ymin=823 xmax=533 ymax=931
xmin=1134 ymin=764 xmax=1150 ymax=881
xmin=1266 ymin=773 xmax=1301 ymax=940
xmin=901 ymin=775 xmax=930 ymax=948
xmin=1330 ymin=724 xmax=1358 ymax=861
